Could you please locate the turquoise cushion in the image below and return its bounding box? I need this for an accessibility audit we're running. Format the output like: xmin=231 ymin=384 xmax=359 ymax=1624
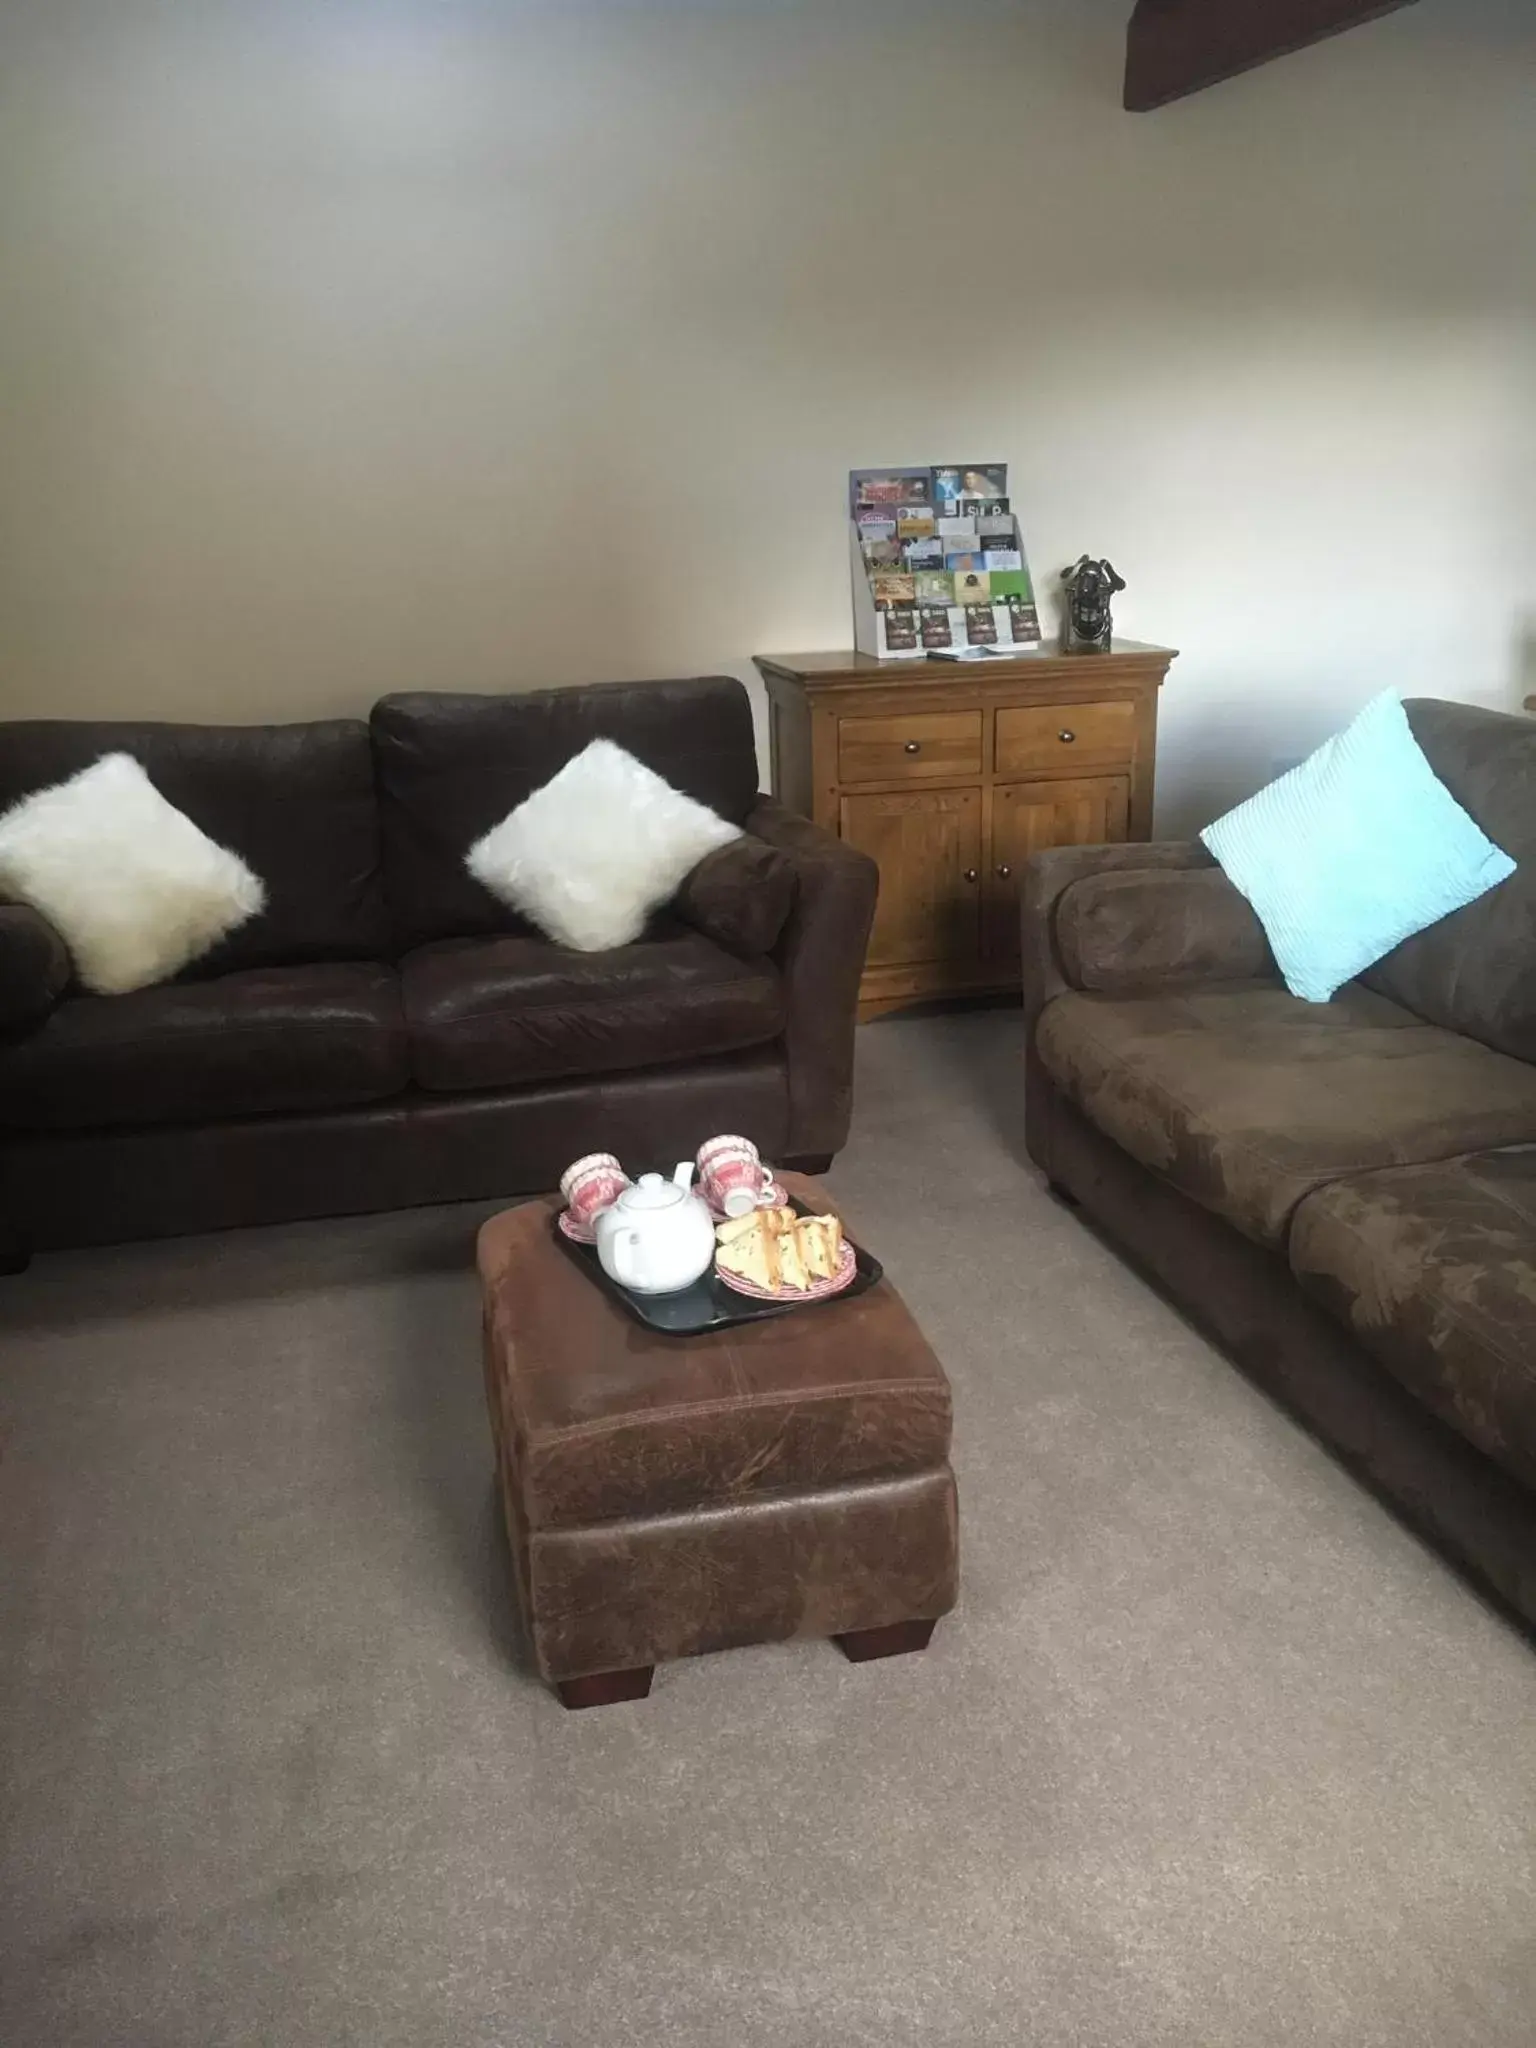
xmin=1201 ymin=692 xmax=1517 ymax=1004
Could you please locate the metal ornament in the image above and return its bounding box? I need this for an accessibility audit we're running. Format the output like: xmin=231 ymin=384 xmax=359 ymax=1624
xmin=1061 ymin=556 xmax=1125 ymax=654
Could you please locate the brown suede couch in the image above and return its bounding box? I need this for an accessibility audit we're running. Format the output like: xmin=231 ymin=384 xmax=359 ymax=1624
xmin=0 ymin=677 xmax=877 ymax=1268
xmin=1023 ymin=699 xmax=1536 ymax=1629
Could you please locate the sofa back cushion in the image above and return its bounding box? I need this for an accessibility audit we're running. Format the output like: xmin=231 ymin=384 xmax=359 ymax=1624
xmin=1363 ymin=702 xmax=1536 ymax=1063
xmin=371 ymin=677 xmax=760 ymax=952
xmin=0 ymin=721 xmax=390 ymax=973
xmin=674 ymin=834 xmax=799 ymax=960
xmin=1056 ymin=865 xmax=1274 ymax=994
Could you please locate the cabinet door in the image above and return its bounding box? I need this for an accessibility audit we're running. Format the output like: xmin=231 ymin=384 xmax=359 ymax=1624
xmin=988 ymin=776 xmax=1130 ymax=966
xmin=840 ymin=787 xmax=983 ymax=970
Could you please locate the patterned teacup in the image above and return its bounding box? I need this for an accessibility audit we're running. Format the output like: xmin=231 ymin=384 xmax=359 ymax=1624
xmin=560 ymin=1153 xmax=630 ymax=1231
xmin=697 ymin=1134 xmax=774 ymax=1219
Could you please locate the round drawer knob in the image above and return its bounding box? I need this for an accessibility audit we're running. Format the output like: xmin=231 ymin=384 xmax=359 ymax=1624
xmin=963 ymin=868 xmax=978 ymax=883
xmin=904 ymin=741 xmax=921 ymax=755
xmin=1058 ymin=728 xmax=1077 ymax=744
xmin=997 ymin=864 xmax=1012 ymax=879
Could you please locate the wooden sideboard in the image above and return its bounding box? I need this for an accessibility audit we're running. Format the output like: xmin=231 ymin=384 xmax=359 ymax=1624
xmin=755 ymin=641 xmax=1177 ymax=1019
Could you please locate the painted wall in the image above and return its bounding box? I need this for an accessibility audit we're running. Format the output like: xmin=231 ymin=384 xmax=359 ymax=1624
xmin=0 ymin=0 xmax=1531 ymax=830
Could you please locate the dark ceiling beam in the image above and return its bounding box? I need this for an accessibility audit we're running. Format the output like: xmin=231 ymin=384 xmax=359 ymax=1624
xmin=1124 ymin=0 xmax=1420 ymax=112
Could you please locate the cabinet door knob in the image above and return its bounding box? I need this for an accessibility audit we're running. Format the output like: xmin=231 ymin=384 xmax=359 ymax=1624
xmin=963 ymin=868 xmax=978 ymax=883
xmin=1058 ymin=728 xmax=1076 ymax=744
xmin=904 ymin=740 xmax=921 ymax=754
xmin=997 ymin=863 xmax=1012 ymax=879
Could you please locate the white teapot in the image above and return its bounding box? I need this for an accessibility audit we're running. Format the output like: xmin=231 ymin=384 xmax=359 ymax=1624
xmin=594 ymin=1163 xmax=716 ymax=1295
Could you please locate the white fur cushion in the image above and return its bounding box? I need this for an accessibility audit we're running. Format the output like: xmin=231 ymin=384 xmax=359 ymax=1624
xmin=0 ymin=753 xmax=266 ymax=995
xmin=466 ymin=738 xmax=741 ymax=952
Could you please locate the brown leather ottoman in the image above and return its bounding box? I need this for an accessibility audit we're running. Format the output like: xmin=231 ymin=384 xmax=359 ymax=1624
xmin=478 ymin=1174 xmax=959 ymax=1708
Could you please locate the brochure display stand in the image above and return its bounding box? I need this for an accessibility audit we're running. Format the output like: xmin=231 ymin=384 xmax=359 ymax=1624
xmin=850 ymin=464 xmax=1043 ymax=661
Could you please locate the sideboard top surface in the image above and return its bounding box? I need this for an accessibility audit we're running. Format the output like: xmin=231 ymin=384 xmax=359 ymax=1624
xmin=756 ymin=641 xmax=1177 ymax=691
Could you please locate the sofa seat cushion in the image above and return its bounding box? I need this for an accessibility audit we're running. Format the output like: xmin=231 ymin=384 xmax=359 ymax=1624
xmin=1290 ymin=1149 xmax=1536 ymax=1491
xmin=0 ymin=963 xmax=408 ymax=1132
xmin=1036 ymin=983 xmax=1536 ymax=1248
xmin=401 ymin=925 xmax=785 ymax=1093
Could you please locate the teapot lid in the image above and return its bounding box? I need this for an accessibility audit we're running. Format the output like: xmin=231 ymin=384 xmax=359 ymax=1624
xmin=619 ymin=1172 xmax=686 ymax=1212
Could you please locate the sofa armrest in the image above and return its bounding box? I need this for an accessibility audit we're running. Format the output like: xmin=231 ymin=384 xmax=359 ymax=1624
xmin=745 ymin=797 xmax=879 ymax=1157
xmin=0 ymin=904 xmax=71 ymax=1035
xmin=1021 ymin=841 xmax=1217 ymax=1038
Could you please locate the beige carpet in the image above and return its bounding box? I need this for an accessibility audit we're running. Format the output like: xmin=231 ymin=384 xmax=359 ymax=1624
xmin=3 ymin=1009 xmax=1534 ymax=2048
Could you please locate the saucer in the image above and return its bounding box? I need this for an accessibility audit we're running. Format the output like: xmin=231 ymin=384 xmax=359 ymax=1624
xmin=706 ymin=1179 xmax=789 ymax=1222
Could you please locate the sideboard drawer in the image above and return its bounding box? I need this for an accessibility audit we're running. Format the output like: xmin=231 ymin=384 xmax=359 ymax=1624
xmin=839 ymin=710 xmax=984 ymax=785
xmin=995 ymin=700 xmax=1136 ymax=777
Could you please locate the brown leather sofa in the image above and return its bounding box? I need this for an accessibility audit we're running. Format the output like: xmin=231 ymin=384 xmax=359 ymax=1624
xmin=1023 ymin=700 xmax=1536 ymax=1629
xmin=0 ymin=677 xmax=877 ymax=1268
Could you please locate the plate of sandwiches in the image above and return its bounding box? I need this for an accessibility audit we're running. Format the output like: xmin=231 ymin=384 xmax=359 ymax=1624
xmin=713 ymin=1206 xmax=857 ymax=1302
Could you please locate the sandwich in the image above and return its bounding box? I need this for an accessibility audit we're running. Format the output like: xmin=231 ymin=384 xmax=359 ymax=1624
xmin=715 ymin=1208 xmax=845 ymax=1293
xmin=797 ymin=1214 xmax=844 ymax=1281
xmin=714 ymin=1209 xmax=777 ymax=1290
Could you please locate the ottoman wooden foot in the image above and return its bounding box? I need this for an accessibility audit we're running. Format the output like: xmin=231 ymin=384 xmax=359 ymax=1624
xmin=780 ymin=1152 xmax=834 ymax=1176
xmin=0 ymin=1213 xmax=31 ymax=1275
xmin=834 ymin=1619 xmax=937 ymax=1663
xmin=555 ymin=1666 xmax=654 ymax=1710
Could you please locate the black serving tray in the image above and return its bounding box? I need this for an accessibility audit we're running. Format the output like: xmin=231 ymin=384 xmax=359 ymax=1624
xmin=552 ymin=1194 xmax=883 ymax=1337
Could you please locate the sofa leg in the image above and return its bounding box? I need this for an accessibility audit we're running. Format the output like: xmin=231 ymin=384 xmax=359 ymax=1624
xmin=555 ymin=1666 xmax=654 ymax=1710
xmin=0 ymin=1217 xmax=30 ymax=1275
xmin=781 ymin=1153 xmax=834 ymax=1176
xmin=834 ymin=1619 xmax=937 ymax=1662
